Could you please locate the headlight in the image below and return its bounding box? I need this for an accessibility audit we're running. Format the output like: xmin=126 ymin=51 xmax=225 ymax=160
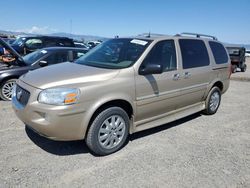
xmin=38 ymin=88 xmax=80 ymax=105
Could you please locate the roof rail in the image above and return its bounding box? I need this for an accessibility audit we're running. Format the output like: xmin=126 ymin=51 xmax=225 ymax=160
xmin=138 ymin=33 xmax=167 ymax=38
xmin=180 ymin=32 xmax=218 ymax=40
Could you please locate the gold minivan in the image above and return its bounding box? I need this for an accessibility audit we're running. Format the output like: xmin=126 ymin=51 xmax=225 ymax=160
xmin=12 ymin=33 xmax=230 ymax=155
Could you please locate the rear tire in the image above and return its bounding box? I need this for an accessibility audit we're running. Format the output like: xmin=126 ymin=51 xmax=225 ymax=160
xmin=241 ymin=64 xmax=247 ymax=72
xmin=0 ymin=79 xmax=17 ymax=101
xmin=86 ymin=107 xmax=129 ymax=156
xmin=232 ymin=65 xmax=237 ymax=73
xmin=203 ymin=87 xmax=221 ymax=115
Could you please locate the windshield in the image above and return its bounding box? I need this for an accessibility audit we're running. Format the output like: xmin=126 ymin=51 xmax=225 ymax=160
xmin=23 ymin=49 xmax=48 ymax=65
xmin=75 ymin=38 xmax=151 ymax=69
xmin=12 ymin=37 xmax=26 ymax=46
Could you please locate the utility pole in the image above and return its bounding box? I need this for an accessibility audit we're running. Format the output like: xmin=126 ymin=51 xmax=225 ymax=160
xmin=70 ymin=19 xmax=72 ymax=35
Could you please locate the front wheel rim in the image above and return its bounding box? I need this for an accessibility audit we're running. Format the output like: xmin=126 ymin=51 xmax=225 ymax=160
xmin=209 ymin=91 xmax=220 ymax=112
xmin=2 ymin=81 xmax=15 ymax=100
xmin=98 ymin=115 xmax=126 ymax=150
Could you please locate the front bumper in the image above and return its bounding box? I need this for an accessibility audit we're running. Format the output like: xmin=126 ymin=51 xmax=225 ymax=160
xmin=12 ymin=80 xmax=87 ymax=141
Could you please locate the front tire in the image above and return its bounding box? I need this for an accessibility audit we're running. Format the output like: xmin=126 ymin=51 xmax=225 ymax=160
xmin=232 ymin=65 xmax=237 ymax=73
xmin=0 ymin=79 xmax=17 ymax=101
xmin=203 ymin=87 xmax=221 ymax=115
xmin=86 ymin=107 xmax=129 ymax=156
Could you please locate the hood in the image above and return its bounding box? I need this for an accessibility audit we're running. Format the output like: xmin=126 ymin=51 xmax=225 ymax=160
xmin=0 ymin=64 xmax=29 ymax=73
xmin=20 ymin=62 xmax=120 ymax=89
xmin=0 ymin=38 xmax=23 ymax=60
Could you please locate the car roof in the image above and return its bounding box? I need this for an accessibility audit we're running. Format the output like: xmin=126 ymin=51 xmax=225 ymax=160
xmin=17 ymin=35 xmax=73 ymax=40
xmin=118 ymin=33 xmax=220 ymax=43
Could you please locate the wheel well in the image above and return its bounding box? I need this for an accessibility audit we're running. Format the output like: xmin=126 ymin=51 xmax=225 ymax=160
xmin=213 ymin=81 xmax=223 ymax=91
xmin=87 ymin=99 xmax=133 ymax=133
xmin=0 ymin=76 xmax=19 ymax=86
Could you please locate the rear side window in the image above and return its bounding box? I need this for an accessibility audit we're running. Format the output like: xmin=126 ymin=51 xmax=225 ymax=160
xmin=58 ymin=40 xmax=74 ymax=47
xmin=73 ymin=50 xmax=86 ymax=60
xmin=179 ymin=39 xmax=209 ymax=69
xmin=209 ymin=41 xmax=228 ymax=64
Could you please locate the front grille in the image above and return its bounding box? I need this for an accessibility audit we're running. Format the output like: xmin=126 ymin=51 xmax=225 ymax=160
xmin=16 ymin=85 xmax=30 ymax=106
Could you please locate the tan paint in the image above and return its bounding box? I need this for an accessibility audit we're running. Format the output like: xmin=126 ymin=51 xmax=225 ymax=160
xmin=12 ymin=35 xmax=230 ymax=141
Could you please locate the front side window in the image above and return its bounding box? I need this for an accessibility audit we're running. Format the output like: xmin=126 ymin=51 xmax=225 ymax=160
xmin=179 ymin=39 xmax=209 ymax=69
xmin=44 ymin=51 xmax=68 ymax=65
xmin=209 ymin=41 xmax=228 ymax=64
xmin=23 ymin=49 xmax=48 ymax=65
xmin=75 ymin=38 xmax=151 ymax=69
xmin=141 ymin=40 xmax=177 ymax=72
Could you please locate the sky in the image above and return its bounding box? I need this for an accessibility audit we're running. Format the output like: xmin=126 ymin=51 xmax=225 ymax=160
xmin=1 ymin=0 xmax=250 ymax=44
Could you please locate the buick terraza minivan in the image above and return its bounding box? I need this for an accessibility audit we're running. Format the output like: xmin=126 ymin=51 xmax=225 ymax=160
xmin=12 ymin=33 xmax=230 ymax=155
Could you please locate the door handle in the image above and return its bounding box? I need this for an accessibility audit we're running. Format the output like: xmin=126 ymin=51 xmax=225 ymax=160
xmin=173 ymin=73 xmax=180 ymax=80
xmin=184 ymin=72 xmax=191 ymax=79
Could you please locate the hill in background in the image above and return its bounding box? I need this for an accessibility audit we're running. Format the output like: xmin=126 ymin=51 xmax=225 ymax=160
xmin=0 ymin=30 xmax=108 ymax=42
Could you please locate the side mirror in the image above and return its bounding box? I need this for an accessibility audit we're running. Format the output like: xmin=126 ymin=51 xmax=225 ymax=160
xmin=39 ymin=60 xmax=48 ymax=67
xmin=139 ymin=63 xmax=163 ymax=75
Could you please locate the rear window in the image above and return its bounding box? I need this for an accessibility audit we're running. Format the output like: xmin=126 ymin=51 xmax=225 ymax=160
xmin=209 ymin=41 xmax=228 ymax=64
xmin=179 ymin=39 xmax=209 ymax=69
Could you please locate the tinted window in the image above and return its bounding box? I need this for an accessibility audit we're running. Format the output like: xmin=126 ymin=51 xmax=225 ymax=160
xmin=179 ymin=39 xmax=209 ymax=69
xmin=73 ymin=50 xmax=86 ymax=60
xmin=44 ymin=51 xmax=68 ymax=65
xmin=58 ymin=39 xmax=74 ymax=47
xmin=142 ymin=40 xmax=177 ymax=71
xmin=209 ymin=42 xmax=228 ymax=64
xmin=43 ymin=39 xmax=74 ymax=47
xmin=44 ymin=39 xmax=58 ymax=47
xmin=23 ymin=49 xmax=48 ymax=65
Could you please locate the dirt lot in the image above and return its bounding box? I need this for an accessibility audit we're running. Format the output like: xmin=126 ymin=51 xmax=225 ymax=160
xmin=0 ymin=79 xmax=250 ymax=187
xmin=231 ymin=58 xmax=250 ymax=81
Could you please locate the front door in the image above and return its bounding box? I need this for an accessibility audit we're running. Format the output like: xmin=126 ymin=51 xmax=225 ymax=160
xmin=135 ymin=40 xmax=183 ymax=127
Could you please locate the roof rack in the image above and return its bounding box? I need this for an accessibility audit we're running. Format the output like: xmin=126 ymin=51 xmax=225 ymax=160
xmin=138 ymin=33 xmax=167 ymax=38
xmin=179 ymin=32 xmax=217 ymax=40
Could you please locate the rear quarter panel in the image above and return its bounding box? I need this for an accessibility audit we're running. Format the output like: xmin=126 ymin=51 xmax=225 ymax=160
xmin=204 ymin=40 xmax=230 ymax=96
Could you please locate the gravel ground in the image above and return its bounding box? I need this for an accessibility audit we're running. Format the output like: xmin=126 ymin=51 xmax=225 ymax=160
xmin=0 ymin=80 xmax=250 ymax=188
xmin=231 ymin=58 xmax=250 ymax=81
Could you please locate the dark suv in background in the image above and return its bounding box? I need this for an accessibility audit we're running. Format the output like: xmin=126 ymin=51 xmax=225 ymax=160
xmin=9 ymin=35 xmax=75 ymax=55
xmin=226 ymin=47 xmax=247 ymax=73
